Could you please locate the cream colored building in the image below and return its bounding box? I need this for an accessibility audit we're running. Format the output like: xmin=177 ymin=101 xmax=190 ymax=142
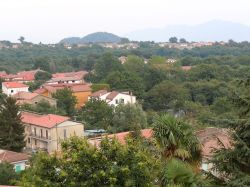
xmin=21 ymin=112 xmax=84 ymax=153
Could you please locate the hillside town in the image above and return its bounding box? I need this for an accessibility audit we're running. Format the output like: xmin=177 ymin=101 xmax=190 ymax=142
xmin=1 ymin=0 xmax=250 ymax=186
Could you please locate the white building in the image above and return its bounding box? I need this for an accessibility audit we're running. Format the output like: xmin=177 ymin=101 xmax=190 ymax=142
xmin=89 ymin=90 xmax=136 ymax=107
xmin=2 ymin=82 xmax=29 ymax=96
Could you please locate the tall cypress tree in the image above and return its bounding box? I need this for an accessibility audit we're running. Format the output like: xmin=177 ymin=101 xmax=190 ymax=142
xmin=212 ymin=79 xmax=250 ymax=186
xmin=0 ymin=97 xmax=25 ymax=152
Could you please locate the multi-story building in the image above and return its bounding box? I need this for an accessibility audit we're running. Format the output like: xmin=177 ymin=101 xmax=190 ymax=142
xmin=21 ymin=111 xmax=84 ymax=153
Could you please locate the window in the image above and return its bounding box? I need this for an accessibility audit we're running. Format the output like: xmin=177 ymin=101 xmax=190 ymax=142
xmin=27 ymin=138 xmax=30 ymax=144
xmin=35 ymin=140 xmax=37 ymax=146
xmin=46 ymin=130 xmax=48 ymax=139
xmin=34 ymin=127 xmax=36 ymax=136
xmin=115 ymin=99 xmax=118 ymax=104
xmin=11 ymin=90 xmax=14 ymax=93
xmin=120 ymin=98 xmax=125 ymax=104
xmin=72 ymin=80 xmax=75 ymax=83
xmin=40 ymin=129 xmax=43 ymax=138
xmin=64 ymin=129 xmax=67 ymax=139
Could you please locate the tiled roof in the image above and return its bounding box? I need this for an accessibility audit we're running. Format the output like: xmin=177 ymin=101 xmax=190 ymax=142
xmin=90 ymin=90 xmax=108 ymax=97
xmin=47 ymin=76 xmax=83 ymax=83
xmin=34 ymin=83 xmax=91 ymax=94
xmin=0 ymin=149 xmax=29 ymax=163
xmin=1 ymin=70 xmax=40 ymax=82
xmin=196 ymin=127 xmax=231 ymax=159
xmin=70 ymin=84 xmax=91 ymax=92
xmin=2 ymin=82 xmax=29 ymax=88
xmin=89 ymin=129 xmax=153 ymax=146
xmin=106 ymin=91 xmax=119 ymax=100
xmin=12 ymin=91 xmax=38 ymax=100
xmin=21 ymin=111 xmax=70 ymax=128
xmin=52 ymin=71 xmax=88 ymax=79
xmin=33 ymin=88 xmax=47 ymax=94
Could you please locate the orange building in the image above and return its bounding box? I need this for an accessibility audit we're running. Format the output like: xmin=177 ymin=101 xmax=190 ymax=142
xmin=34 ymin=83 xmax=91 ymax=108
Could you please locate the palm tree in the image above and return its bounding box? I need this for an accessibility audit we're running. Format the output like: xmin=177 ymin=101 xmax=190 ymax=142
xmin=153 ymin=115 xmax=203 ymax=187
xmin=161 ymin=158 xmax=206 ymax=187
xmin=153 ymin=114 xmax=201 ymax=164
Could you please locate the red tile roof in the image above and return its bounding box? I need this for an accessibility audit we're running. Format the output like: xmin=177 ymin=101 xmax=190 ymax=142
xmin=33 ymin=87 xmax=47 ymax=94
xmin=0 ymin=150 xmax=29 ymax=163
xmin=1 ymin=70 xmax=40 ymax=82
xmin=90 ymin=90 xmax=108 ymax=97
xmin=52 ymin=71 xmax=88 ymax=79
xmin=196 ymin=127 xmax=231 ymax=159
xmin=89 ymin=129 xmax=153 ymax=146
xmin=12 ymin=91 xmax=38 ymax=100
xmin=106 ymin=91 xmax=119 ymax=100
xmin=34 ymin=83 xmax=91 ymax=94
xmin=2 ymin=82 xmax=29 ymax=88
xmin=21 ymin=112 xmax=70 ymax=128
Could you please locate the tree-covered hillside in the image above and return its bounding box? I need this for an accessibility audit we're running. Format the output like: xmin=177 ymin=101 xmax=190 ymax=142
xmin=60 ymin=32 xmax=127 ymax=44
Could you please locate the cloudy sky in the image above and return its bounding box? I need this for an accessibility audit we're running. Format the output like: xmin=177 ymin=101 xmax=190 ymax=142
xmin=1 ymin=0 xmax=249 ymax=43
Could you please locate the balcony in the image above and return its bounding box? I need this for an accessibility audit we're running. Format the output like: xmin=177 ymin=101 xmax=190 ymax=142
xmin=29 ymin=133 xmax=52 ymax=142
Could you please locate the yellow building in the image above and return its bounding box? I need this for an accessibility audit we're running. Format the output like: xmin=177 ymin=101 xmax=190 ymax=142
xmin=21 ymin=111 xmax=84 ymax=153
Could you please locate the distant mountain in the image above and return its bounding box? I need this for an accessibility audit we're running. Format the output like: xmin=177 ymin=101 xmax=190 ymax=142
xmin=125 ymin=20 xmax=250 ymax=42
xmin=60 ymin=32 xmax=127 ymax=44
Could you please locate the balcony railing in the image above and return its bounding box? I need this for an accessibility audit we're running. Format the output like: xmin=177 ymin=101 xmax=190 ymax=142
xmin=29 ymin=133 xmax=52 ymax=141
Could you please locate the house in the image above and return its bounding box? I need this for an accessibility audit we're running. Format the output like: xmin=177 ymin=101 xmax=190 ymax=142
xmin=34 ymin=83 xmax=92 ymax=108
xmin=88 ymin=129 xmax=152 ymax=146
xmin=47 ymin=71 xmax=88 ymax=85
xmin=196 ymin=127 xmax=231 ymax=174
xmin=21 ymin=111 xmax=84 ymax=153
xmin=89 ymin=90 xmax=136 ymax=107
xmin=0 ymin=149 xmax=29 ymax=172
xmin=2 ymin=82 xmax=29 ymax=96
xmin=2 ymin=70 xmax=40 ymax=83
xmin=12 ymin=91 xmax=57 ymax=107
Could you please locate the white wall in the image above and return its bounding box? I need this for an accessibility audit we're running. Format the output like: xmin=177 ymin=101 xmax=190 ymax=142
xmin=47 ymin=80 xmax=82 ymax=85
xmin=2 ymin=85 xmax=29 ymax=96
xmin=108 ymin=93 xmax=136 ymax=107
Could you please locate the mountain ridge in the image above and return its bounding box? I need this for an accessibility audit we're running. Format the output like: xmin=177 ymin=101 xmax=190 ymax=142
xmin=60 ymin=32 xmax=127 ymax=44
xmin=125 ymin=20 xmax=250 ymax=42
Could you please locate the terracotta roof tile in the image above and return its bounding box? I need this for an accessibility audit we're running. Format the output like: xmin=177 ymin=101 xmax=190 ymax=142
xmin=196 ymin=127 xmax=231 ymax=159
xmin=21 ymin=111 xmax=70 ymax=128
xmin=2 ymin=82 xmax=29 ymax=88
xmin=52 ymin=71 xmax=88 ymax=79
xmin=90 ymin=90 xmax=108 ymax=97
xmin=0 ymin=149 xmax=29 ymax=163
xmin=12 ymin=91 xmax=38 ymax=100
xmin=35 ymin=83 xmax=91 ymax=94
xmin=106 ymin=91 xmax=119 ymax=100
xmin=89 ymin=129 xmax=153 ymax=146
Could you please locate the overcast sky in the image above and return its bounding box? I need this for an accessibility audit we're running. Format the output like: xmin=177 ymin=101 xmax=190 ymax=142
xmin=1 ymin=0 xmax=250 ymax=43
